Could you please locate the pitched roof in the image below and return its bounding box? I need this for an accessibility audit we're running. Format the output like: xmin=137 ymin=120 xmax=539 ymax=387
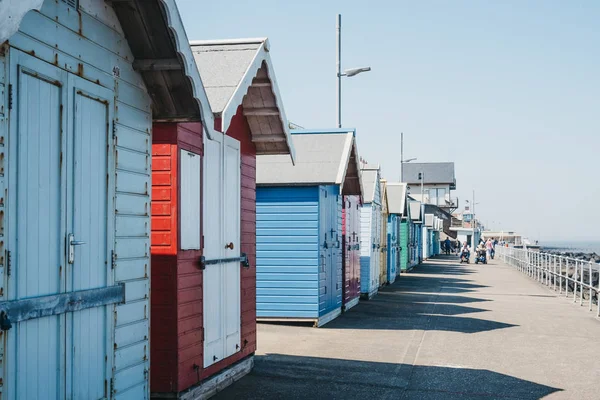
xmin=256 ymin=129 xmax=363 ymax=197
xmin=409 ymin=201 xmax=422 ymax=222
xmin=361 ymin=170 xmax=379 ymax=203
xmin=190 ymin=38 xmax=294 ymax=160
xmin=0 ymin=0 xmax=215 ymax=134
xmin=380 ymin=180 xmax=388 ymax=214
xmin=402 ymin=162 xmax=456 ymax=185
xmin=387 ymin=183 xmax=407 ymax=215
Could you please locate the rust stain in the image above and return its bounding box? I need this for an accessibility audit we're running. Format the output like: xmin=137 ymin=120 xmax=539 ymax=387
xmin=54 ymin=53 xmax=59 ymax=66
xmin=28 ymin=50 xmax=36 ymax=56
xmin=77 ymin=63 xmax=84 ymax=77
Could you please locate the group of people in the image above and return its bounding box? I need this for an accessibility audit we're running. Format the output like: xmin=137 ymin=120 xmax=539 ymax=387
xmin=443 ymin=237 xmax=498 ymax=262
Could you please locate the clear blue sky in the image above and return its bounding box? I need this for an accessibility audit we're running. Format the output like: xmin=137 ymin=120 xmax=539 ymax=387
xmin=178 ymin=0 xmax=599 ymax=241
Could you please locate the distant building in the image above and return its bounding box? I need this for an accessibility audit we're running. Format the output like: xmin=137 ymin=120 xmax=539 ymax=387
xmin=403 ymin=162 xmax=458 ymax=213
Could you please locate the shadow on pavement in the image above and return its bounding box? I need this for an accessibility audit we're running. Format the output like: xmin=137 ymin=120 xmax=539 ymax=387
xmin=213 ymin=354 xmax=561 ymax=400
xmin=323 ymin=259 xmax=516 ymax=333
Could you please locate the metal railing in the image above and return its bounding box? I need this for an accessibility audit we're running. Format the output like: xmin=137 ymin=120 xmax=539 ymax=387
xmin=496 ymin=246 xmax=600 ymax=316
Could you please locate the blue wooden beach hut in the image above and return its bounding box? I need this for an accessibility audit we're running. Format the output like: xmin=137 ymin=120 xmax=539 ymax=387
xmin=255 ymin=129 xmax=363 ymax=327
xmin=0 ymin=1 xmax=215 ymax=398
xmin=360 ymin=164 xmax=382 ymax=299
xmin=409 ymin=200 xmax=423 ymax=268
xmin=387 ymin=183 xmax=408 ymax=278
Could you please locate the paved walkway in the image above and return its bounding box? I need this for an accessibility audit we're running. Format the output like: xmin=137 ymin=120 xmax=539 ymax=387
xmin=216 ymin=256 xmax=600 ymax=399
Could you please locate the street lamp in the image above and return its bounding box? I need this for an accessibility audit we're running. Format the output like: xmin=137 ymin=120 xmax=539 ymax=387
xmin=400 ymin=132 xmax=417 ymax=181
xmin=336 ymin=14 xmax=371 ymax=128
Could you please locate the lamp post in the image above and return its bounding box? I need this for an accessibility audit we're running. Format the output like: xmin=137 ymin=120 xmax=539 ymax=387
xmin=336 ymin=14 xmax=371 ymax=128
xmin=400 ymin=132 xmax=416 ymax=181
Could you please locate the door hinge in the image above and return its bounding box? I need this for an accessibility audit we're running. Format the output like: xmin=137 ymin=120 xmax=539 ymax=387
xmin=110 ymin=378 xmax=114 ymax=396
xmin=201 ymin=235 xmax=205 ymax=250
xmin=8 ymin=84 xmax=13 ymax=111
xmin=111 ymin=250 xmax=117 ymax=269
xmin=112 ymin=122 xmax=117 ymax=141
xmin=6 ymin=250 xmax=11 ymax=276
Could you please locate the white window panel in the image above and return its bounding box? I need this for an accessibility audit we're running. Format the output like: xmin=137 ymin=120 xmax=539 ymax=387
xmin=180 ymin=149 xmax=201 ymax=250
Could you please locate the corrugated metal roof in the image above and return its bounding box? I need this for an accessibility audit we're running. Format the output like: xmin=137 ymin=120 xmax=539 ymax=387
xmin=191 ymin=42 xmax=261 ymax=114
xmin=387 ymin=183 xmax=407 ymax=215
xmin=402 ymin=162 xmax=455 ymax=185
xmin=257 ymin=130 xmax=361 ymax=196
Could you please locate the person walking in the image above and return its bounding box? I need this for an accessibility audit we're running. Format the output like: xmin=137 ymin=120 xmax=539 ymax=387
xmin=444 ymin=238 xmax=451 ymax=255
xmin=485 ymin=238 xmax=493 ymax=262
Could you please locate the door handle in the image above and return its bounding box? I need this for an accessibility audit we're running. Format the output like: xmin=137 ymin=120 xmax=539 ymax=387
xmin=225 ymin=242 xmax=234 ymax=250
xmin=68 ymin=234 xmax=86 ymax=264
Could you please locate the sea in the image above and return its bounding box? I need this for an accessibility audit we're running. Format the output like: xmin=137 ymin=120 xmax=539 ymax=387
xmin=539 ymin=241 xmax=600 ymax=255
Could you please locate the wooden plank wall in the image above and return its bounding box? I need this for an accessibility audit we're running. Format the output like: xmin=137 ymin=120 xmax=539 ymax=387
xmin=14 ymin=4 xmax=152 ymax=398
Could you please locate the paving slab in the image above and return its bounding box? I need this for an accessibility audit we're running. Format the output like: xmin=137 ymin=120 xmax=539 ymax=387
xmin=214 ymin=256 xmax=600 ymax=399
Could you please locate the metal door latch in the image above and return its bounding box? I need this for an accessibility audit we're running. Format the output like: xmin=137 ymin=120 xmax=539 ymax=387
xmin=199 ymin=253 xmax=249 ymax=270
xmin=68 ymin=234 xmax=87 ymax=264
xmin=0 ymin=311 xmax=12 ymax=331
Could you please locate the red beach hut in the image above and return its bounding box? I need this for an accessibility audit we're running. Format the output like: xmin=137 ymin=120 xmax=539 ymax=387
xmin=150 ymin=37 xmax=294 ymax=398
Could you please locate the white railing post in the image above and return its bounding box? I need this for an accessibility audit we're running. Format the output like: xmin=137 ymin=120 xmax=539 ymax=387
xmin=589 ymin=261 xmax=593 ymax=311
xmin=580 ymin=261 xmax=584 ymax=306
xmin=559 ymin=257 xmax=562 ymax=294
xmin=573 ymin=260 xmax=579 ymax=303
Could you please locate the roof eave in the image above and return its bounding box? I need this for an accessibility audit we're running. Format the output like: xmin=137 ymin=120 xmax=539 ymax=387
xmin=218 ymin=39 xmax=296 ymax=164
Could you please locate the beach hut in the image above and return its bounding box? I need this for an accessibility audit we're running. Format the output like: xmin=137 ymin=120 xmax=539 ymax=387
xmin=342 ymin=194 xmax=362 ymax=311
xmin=386 ymin=183 xmax=407 ymax=281
xmin=409 ymin=200 xmax=423 ymax=269
xmin=150 ymin=38 xmax=295 ymax=397
xmin=379 ymin=180 xmax=390 ymax=286
xmin=423 ymin=214 xmax=435 ymax=259
xmin=0 ymin=1 xmax=214 ymax=398
xmin=255 ymin=129 xmax=362 ymax=326
xmin=387 ymin=183 xmax=409 ymax=276
xmin=360 ymin=164 xmax=382 ymax=299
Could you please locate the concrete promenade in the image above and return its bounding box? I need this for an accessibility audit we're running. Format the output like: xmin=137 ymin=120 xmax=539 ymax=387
xmin=216 ymin=256 xmax=600 ymax=399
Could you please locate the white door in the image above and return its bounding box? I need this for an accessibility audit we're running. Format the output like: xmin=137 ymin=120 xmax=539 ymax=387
xmin=223 ymin=136 xmax=241 ymax=358
xmin=203 ymin=132 xmax=241 ymax=368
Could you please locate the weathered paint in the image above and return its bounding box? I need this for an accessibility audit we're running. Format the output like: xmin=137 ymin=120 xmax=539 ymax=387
xmin=150 ymin=122 xmax=203 ymax=394
xmin=256 ymin=185 xmax=342 ymax=325
xmin=360 ymin=173 xmax=381 ymax=299
xmin=386 ymin=215 xmax=399 ymax=282
xmin=2 ymin=2 xmax=153 ymax=398
xmin=342 ymin=195 xmax=360 ymax=310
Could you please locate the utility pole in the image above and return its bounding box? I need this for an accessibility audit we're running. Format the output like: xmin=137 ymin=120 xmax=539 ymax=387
xmin=336 ymin=14 xmax=342 ymax=128
xmin=400 ymin=132 xmax=404 ymax=181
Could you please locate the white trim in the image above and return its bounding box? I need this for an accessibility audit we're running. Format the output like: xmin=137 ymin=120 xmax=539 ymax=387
xmin=344 ymin=297 xmax=360 ymax=312
xmin=210 ymin=38 xmax=295 ymax=163
xmin=0 ymin=0 xmax=44 ymax=44
xmin=189 ymin=37 xmax=268 ymax=47
xmin=158 ymin=0 xmax=217 ymax=139
xmin=335 ymin=132 xmax=354 ymax=186
xmin=316 ymin=307 xmax=342 ymax=327
xmin=179 ymin=356 xmax=254 ymax=400
xmin=0 ymin=0 xmax=218 ymax=140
